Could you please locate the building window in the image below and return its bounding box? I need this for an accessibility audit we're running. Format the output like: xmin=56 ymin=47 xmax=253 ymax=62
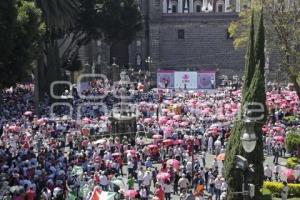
xmin=178 ymin=29 xmax=185 ymax=39
xmin=172 ymin=5 xmax=177 ymax=13
xmin=196 ymin=5 xmax=201 ymax=12
xmin=218 ymin=4 xmax=223 ymax=12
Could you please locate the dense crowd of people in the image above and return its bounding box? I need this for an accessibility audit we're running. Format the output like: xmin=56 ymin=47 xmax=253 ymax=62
xmin=0 ymin=77 xmax=299 ymax=200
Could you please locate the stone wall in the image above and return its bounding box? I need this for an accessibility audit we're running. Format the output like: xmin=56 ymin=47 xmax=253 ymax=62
xmin=147 ymin=13 xmax=245 ymax=82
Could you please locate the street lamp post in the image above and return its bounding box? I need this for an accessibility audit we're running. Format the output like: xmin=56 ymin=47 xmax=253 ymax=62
xmin=145 ymin=56 xmax=152 ymax=71
xmin=241 ymin=119 xmax=257 ymax=153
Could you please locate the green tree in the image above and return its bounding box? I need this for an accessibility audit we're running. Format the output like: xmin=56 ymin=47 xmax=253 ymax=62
xmin=228 ymin=0 xmax=300 ymax=98
xmin=34 ymin=0 xmax=81 ymax=97
xmin=98 ymin=0 xmax=142 ymax=67
xmin=0 ymin=0 xmax=43 ymax=89
xmin=225 ymin=10 xmax=267 ymax=200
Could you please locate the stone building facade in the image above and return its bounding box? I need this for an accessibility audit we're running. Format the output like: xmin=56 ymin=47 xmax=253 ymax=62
xmin=85 ymin=0 xmax=270 ymax=82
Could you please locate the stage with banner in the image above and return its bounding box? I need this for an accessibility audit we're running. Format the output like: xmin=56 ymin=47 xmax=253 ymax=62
xmin=157 ymin=70 xmax=216 ymax=89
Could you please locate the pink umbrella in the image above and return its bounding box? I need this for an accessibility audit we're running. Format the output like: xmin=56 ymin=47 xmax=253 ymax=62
xmin=174 ymin=139 xmax=184 ymax=145
xmin=81 ymin=140 xmax=89 ymax=147
xmin=100 ymin=116 xmax=108 ymax=121
xmin=262 ymin=127 xmax=268 ymax=133
xmin=125 ymin=150 xmax=137 ymax=155
xmin=164 ymin=127 xmax=173 ymax=134
xmin=82 ymin=117 xmax=92 ymax=124
xmin=274 ymin=136 xmax=284 ymax=142
xmin=282 ymin=169 xmax=295 ymax=182
xmin=163 ymin=139 xmax=174 ymax=146
xmin=166 ymin=120 xmax=174 ymax=125
xmin=36 ymin=118 xmax=47 ymax=125
xmin=148 ymin=144 xmax=158 ymax=148
xmin=8 ymin=125 xmax=20 ymax=133
xmin=157 ymin=172 xmax=171 ymax=181
xmin=24 ymin=111 xmax=32 ymax=116
xmin=124 ymin=190 xmax=138 ymax=198
xmin=180 ymin=121 xmax=189 ymax=127
xmin=167 ymin=159 xmax=180 ymax=170
xmin=159 ymin=117 xmax=168 ymax=125
xmin=144 ymin=118 xmax=153 ymax=124
xmin=152 ymin=134 xmax=163 ymax=139
xmin=173 ymin=115 xmax=181 ymax=121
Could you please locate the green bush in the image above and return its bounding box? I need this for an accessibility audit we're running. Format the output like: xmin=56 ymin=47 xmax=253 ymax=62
xmin=287 ymin=157 xmax=299 ymax=169
xmin=263 ymin=181 xmax=300 ymax=197
xmin=286 ymin=132 xmax=300 ymax=153
xmin=261 ymin=188 xmax=272 ymax=200
xmin=284 ymin=115 xmax=297 ymax=122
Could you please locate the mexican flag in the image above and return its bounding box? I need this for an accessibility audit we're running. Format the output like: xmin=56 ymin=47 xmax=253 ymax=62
xmin=89 ymin=187 xmax=116 ymax=200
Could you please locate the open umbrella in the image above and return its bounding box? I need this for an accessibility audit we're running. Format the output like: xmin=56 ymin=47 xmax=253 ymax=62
xmin=174 ymin=139 xmax=184 ymax=145
xmin=124 ymin=190 xmax=138 ymax=198
xmin=144 ymin=118 xmax=153 ymax=124
xmin=167 ymin=159 xmax=180 ymax=170
xmin=216 ymin=153 xmax=225 ymax=161
xmin=163 ymin=139 xmax=174 ymax=146
xmin=157 ymin=172 xmax=171 ymax=181
xmin=125 ymin=150 xmax=136 ymax=155
xmin=152 ymin=134 xmax=163 ymax=139
xmin=173 ymin=115 xmax=181 ymax=121
xmin=274 ymin=136 xmax=284 ymax=142
xmin=148 ymin=144 xmax=158 ymax=149
xmin=94 ymin=139 xmax=107 ymax=145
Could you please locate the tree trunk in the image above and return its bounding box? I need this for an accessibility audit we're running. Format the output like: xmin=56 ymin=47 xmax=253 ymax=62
xmin=45 ymin=39 xmax=64 ymax=102
xmin=110 ymin=40 xmax=129 ymax=69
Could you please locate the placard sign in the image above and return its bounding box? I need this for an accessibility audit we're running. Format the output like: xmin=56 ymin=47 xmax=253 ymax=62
xmin=157 ymin=70 xmax=175 ymax=88
xmin=174 ymin=72 xmax=198 ymax=89
xmin=198 ymin=72 xmax=216 ymax=89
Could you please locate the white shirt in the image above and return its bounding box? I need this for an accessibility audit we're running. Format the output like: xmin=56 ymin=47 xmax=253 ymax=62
xmin=137 ymin=170 xmax=144 ymax=181
xmin=100 ymin=175 xmax=108 ymax=185
xmin=264 ymin=167 xmax=272 ymax=178
xmin=178 ymin=177 xmax=189 ymax=188
xmin=214 ymin=178 xmax=222 ymax=190
xmin=164 ymin=183 xmax=173 ymax=193
xmin=143 ymin=172 xmax=152 ymax=186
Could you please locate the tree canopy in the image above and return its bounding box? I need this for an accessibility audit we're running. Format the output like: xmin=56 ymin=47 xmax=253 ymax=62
xmin=0 ymin=0 xmax=44 ymax=89
xmin=228 ymin=0 xmax=300 ymax=97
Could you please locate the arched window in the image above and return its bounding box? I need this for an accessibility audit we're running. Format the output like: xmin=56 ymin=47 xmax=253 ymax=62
xmin=216 ymin=0 xmax=224 ymax=12
xmin=194 ymin=0 xmax=202 ymax=12
xmin=218 ymin=4 xmax=223 ymax=12
xmin=172 ymin=4 xmax=177 ymax=12
xmin=169 ymin=0 xmax=178 ymax=13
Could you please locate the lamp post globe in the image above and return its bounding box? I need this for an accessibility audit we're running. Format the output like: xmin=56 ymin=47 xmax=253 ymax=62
xmin=241 ymin=131 xmax=257 ymax=153
xmin=241 ymin=119 xmax=257 ymax=153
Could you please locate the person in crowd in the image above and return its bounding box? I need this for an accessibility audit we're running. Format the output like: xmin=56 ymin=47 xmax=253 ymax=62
xmin=281 ymin=181 xmax=288 ymax=200
xmin=178 ymin=174 xmax=190 ymax=193
xmin=264 ymin=165 xmax=272 ymax=181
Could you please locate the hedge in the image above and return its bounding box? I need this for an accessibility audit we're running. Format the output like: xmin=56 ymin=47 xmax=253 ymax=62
xmin=286 ymin=132 xmax=300 ymax=153
xmin=287 ymin=157 xmax=298 ymax=169
xmin=263 ymin=181 xmax=300 ymax=197
xmin=261 ymin=188 xmax=272 ymax=200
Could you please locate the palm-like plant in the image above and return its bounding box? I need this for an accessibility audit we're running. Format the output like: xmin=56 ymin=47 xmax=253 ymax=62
xmin=35 ymin=0 xmax=80 ymax=35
